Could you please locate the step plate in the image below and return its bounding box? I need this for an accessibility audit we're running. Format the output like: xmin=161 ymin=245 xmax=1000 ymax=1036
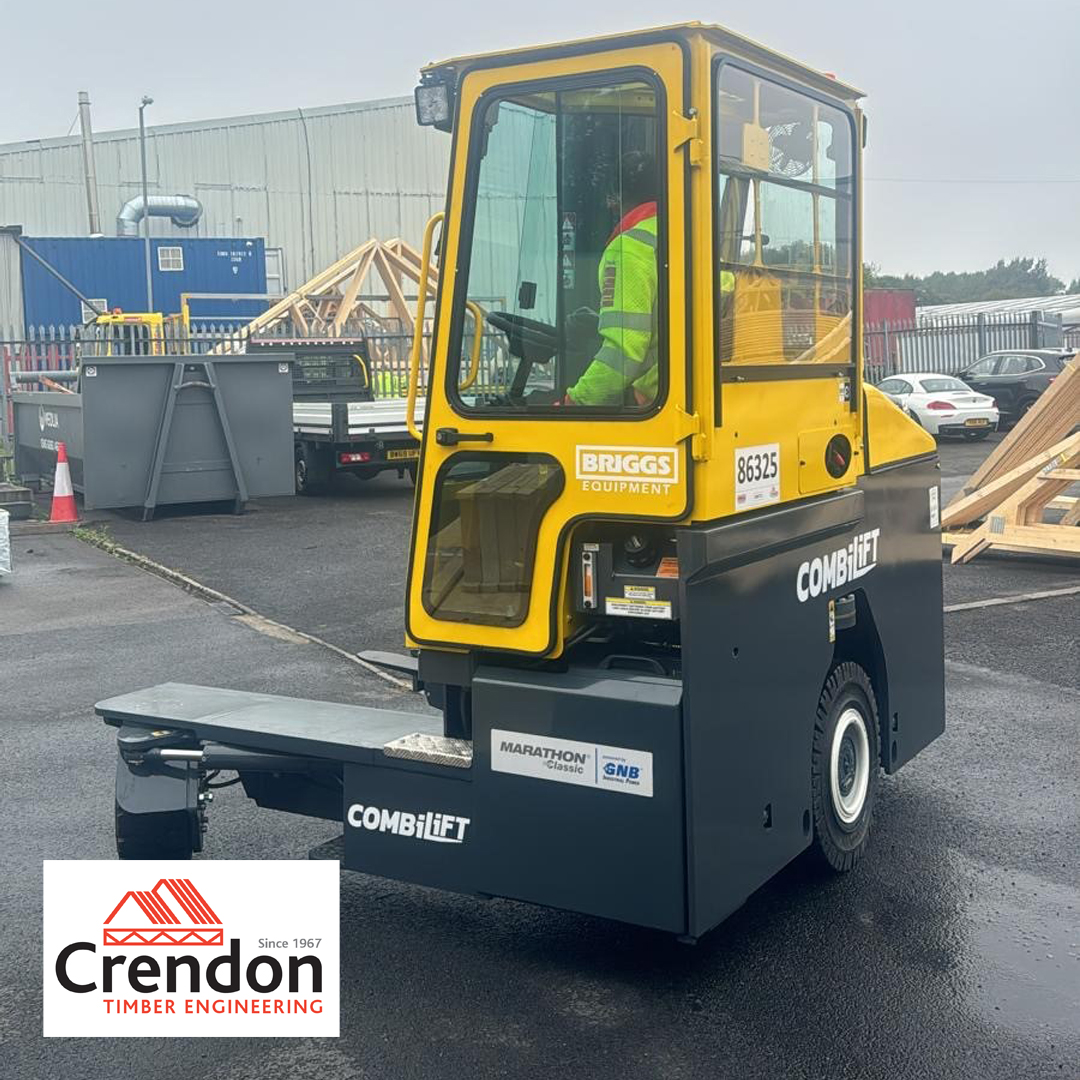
xmin=382 ymin=732 xmax=473 ymax=769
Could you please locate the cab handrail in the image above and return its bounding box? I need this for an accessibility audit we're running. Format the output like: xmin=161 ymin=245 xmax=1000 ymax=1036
xmin=406 ymin=211 xmax=444 ymax=441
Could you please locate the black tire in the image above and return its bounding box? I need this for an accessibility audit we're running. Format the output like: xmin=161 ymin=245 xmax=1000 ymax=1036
xmin=906 ymin=409 xmax=923 ymax=428
xmin=406 ymin=463 xmax=418 ymax=486
xmin=115 ymin=801 xmax=195 ymax=860
xmin=295 ymin=443 xmax=331 ymax=496
xmin=810 ymin=662 xmax=880 ymax=872
xmin=1016 ymin=396 xmax=1039 ymax=422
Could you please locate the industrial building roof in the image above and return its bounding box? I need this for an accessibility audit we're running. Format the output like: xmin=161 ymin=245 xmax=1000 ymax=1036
xmin=919 ymin=294 xmax=1080 ymax=324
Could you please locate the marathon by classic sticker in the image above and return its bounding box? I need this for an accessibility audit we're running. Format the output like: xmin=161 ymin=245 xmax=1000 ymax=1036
xmin=491 ymin=729 xmax=653 ymax=797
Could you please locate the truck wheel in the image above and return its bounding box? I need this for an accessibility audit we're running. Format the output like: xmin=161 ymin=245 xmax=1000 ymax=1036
xmin=115 ymin=801 xmax=195 ymax=860
xmin=295 ymin=444 xmax=330 ymax=495
xmin=810 ymin=662 xmax=880 ymax=872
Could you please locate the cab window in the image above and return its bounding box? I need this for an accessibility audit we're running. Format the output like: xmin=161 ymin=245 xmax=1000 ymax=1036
xmin=715 ymin=64 xmax=855 ymax=366
xmin=450 ymin=78 xmax=664 ymax=414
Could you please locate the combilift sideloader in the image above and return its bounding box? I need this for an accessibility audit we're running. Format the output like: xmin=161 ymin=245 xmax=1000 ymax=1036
xmin=99 ymin=22 xmax=944 ymax=941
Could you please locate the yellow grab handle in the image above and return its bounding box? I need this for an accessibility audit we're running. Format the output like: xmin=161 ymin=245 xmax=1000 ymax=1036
xmin=460 ymin=300 xmax=484 ymax=392
xmin=406 ymin=210 xmax=444 ymax=442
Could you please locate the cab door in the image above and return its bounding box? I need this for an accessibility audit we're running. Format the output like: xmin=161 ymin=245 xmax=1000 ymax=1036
xmin=407 ymin=42 xmax=692 ymax=657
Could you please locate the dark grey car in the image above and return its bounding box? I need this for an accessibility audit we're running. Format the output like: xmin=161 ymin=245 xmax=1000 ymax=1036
xmin=957 ymin=349 xmax=1073 ymax=424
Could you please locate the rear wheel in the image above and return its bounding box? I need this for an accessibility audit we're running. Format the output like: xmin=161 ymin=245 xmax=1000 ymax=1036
xmin=115 ymin=801 xmax=196 ymax=860
xmin=810 ymin=662 xmax=880 ymax=872
xmin=295 ymin=443 xmax=331 ymax=495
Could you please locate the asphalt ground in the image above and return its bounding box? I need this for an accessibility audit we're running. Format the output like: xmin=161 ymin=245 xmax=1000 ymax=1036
xmin=2 ymin=434 xmax=1078 ymax=1079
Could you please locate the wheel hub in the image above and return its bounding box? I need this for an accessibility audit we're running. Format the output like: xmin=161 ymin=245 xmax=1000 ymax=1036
xmin=830 ymin=706 xmax=870 ymax=826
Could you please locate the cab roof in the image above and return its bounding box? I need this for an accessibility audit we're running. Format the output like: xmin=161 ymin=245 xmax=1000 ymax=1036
xmin=421 ymin=22 xmax=864 ymax=102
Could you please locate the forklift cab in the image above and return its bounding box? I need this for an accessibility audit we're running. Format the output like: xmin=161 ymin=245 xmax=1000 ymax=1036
xmin=102 ymin=24 xmax=945 ymax=942
xmin=406 ymin=26 xmax=929 ymax=659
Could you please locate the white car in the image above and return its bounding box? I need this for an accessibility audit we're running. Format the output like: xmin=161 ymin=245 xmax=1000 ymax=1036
xmin=876 ymin=373 xmax=999 ymax=439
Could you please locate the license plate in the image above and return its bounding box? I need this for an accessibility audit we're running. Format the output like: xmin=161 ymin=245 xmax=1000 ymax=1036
xmin=965 ymin=418 xmax=989 ymax=427
xmin=387 ymin=448 xmax=419 ymax=460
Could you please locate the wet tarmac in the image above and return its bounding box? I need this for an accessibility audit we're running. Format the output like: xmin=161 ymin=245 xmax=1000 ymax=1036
xmin=2 ymin=430 xmax=1077 ymax=1078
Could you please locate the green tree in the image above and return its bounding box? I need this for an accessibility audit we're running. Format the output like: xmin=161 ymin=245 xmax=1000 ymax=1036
xmin=863 ymin=256 xmax=1066 ymax=304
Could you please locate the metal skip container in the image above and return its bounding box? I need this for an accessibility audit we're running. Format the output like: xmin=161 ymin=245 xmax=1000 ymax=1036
xmin=12 ymin=354 xmax=294 ymax=519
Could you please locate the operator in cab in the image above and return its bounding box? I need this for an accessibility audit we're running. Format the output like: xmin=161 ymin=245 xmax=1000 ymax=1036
xmin=565 ymin=151 xmax=660 ymax=408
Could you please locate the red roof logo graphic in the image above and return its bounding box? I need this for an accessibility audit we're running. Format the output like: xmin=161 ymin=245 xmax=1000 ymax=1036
xmin=103 ymin=878 xmax=223 ymax=946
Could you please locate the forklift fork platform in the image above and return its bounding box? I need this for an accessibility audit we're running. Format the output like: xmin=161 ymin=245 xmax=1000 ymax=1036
xmin=98 ymin=682 xmax=442 ymax=765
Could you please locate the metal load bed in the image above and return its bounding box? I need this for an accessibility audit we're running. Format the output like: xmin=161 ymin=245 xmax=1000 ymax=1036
xmin=293 ymin=398 xmax=426 ymax=437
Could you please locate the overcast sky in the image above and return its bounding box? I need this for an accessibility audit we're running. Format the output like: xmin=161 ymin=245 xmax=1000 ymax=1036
xmin=3 ymin=0 xmax=1078 ymax=281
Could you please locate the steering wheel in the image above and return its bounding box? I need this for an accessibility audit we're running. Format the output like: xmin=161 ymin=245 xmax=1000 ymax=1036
xmin=486 ymin=311 xmax=561 ymax=404
xmin=485 ymin=312 xmax=559 ymax=363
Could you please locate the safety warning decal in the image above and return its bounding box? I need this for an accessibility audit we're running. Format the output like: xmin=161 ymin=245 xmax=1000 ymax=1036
xmin=605 ymin=596 xmax=672 ymax=620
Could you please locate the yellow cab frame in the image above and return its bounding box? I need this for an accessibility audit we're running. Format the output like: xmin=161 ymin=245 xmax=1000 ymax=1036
xmin=405 ymin=23 xmax=929 ymax=659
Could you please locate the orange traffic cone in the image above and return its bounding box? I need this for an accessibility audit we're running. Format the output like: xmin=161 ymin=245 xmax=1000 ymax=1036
xmin=49 ymin=442 xmax=79 ymax=524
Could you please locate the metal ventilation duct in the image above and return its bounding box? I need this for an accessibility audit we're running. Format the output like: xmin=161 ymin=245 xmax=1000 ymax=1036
xmin=116 ymin=195 xmax=203 ymax=237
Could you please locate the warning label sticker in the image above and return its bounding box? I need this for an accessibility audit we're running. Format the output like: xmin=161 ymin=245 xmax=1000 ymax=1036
xmin=623 ymin=584 xmax=656 ymax=600
xmin=605 ymin=597 xmax=672 ymax=620
xmin=655 ymin=556 xmax=679 ymax=578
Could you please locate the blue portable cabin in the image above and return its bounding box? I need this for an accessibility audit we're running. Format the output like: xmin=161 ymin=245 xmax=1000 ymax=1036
xmin=20 ymin=236 xmax=269 ymax=331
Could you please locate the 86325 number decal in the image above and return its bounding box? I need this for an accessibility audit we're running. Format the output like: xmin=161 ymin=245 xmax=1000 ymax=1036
xmin=734 ymin=443 xmax=781 ymax=510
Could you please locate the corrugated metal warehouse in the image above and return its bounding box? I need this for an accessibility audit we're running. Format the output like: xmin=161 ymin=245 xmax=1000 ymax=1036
xmin=0 ymin=96 xmax=451 ymax=330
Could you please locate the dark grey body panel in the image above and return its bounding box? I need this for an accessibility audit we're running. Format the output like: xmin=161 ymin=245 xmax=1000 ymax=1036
xmin=678 ymin=454 xmax=944 ymax=936
xmin=469 ymin=668 xmax=685 ymax=932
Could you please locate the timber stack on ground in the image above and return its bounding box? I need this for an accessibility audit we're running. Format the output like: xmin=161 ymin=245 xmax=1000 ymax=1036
xmin=942 ymin=357 xmax=1080 ymax=563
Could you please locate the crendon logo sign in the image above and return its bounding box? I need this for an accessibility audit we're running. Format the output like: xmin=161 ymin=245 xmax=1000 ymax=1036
xmin=576 ymin=445 xmax=678 ymax=494
xmin=103 ymin=877 xmax=223 ymax=946
xmin=43 ymin=861 xmax=338 ymax=1037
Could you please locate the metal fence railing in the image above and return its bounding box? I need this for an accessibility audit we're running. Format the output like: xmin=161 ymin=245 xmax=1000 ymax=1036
xmin=3 ymin=309 xmax=1077 ymax=444
xmin=864 ymin=310 xmax=1065 ymax=383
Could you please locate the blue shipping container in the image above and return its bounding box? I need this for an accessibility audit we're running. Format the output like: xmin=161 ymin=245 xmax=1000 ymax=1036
xmin=20 ymin=236 xmax=268 ymax=330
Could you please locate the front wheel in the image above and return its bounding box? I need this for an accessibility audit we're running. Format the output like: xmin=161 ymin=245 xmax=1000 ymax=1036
xmin=115 ymin=801 xmax=197 ymax=860
xmin=810 ymin=662 xmax=880 ymax=872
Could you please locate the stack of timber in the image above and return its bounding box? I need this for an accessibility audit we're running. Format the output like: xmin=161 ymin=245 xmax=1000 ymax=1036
xmin=942 ymin=357 xmax=1080 ymax=562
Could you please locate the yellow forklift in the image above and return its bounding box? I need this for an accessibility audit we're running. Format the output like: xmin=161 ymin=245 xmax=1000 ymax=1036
xmin=98 ymin=22 xmax=944 ymax=940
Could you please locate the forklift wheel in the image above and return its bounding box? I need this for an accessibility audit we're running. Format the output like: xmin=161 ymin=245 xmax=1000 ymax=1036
xmin=810 ymin=662 xmax=880 ymax=873
xmin=115 ymin=801 xmax=196 ymax=861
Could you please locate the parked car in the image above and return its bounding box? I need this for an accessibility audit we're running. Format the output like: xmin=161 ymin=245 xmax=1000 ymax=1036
xmin=957 ymin=349 xmax=1074 ymax=425
xmin=876 ymin=372 xmax=999 ymax=439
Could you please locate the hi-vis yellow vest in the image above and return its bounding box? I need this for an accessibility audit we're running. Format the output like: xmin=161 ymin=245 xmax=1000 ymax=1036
xmin=569 ymin=209 xmax=658 ymax=406
xmin=568 ymin=208 xmax=735 ymax=405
